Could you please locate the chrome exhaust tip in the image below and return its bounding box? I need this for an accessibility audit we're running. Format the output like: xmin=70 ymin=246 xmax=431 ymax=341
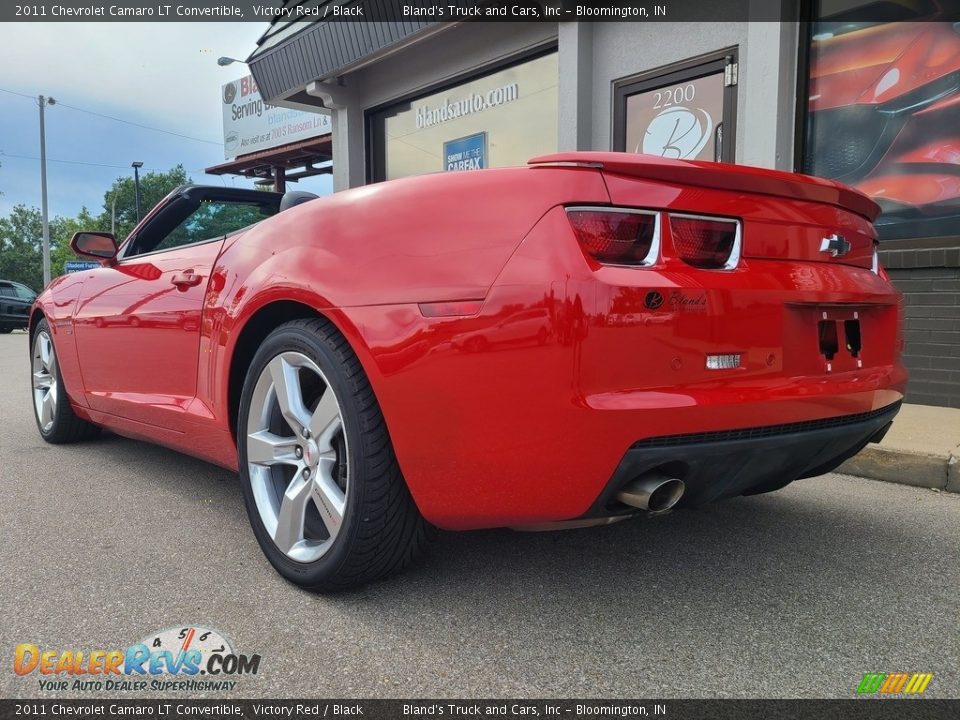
xmin=616 ymin=473 xmax=685 ymax=513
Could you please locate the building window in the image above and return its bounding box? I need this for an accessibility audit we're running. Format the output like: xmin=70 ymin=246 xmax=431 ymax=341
xmin=613 ymin=49 xmax=738 ymax=163
xmin=368 ymin=51 xmax=558 ymax=182
xmin=802 ymin=0 xmax=960 ymax=241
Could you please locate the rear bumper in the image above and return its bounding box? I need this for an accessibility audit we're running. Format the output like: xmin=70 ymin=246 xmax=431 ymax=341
xmin=586 ymin=400 xmax=902 ymax=517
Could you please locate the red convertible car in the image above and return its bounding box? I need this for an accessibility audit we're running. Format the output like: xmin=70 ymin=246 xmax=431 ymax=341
xmin=29 ymin=153 xmax=906 ymax=590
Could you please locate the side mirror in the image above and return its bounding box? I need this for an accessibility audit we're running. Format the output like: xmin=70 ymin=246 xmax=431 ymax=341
xmin=70 ymin=231 xmax=118 ymax=261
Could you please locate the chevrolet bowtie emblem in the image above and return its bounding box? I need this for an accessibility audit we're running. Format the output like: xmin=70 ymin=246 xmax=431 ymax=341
xmin=820 ymin=233 xmax=852 ymax=257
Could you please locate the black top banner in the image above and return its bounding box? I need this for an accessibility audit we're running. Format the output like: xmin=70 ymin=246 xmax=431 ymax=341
xmin=2 ymin=0 xmax=956 ymax=23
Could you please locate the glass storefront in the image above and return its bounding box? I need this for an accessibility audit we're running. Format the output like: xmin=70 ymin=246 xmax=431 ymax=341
xmin=803 ymin=0 xmax=960 ymax=241
xmin=368 ymin=51 xmax=558 ymax=182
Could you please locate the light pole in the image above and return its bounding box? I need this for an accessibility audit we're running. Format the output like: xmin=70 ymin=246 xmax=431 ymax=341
xmin=217 ymin=56 xmax=243 ymax=67
xmin=110 ymin=191 xmax=118 ymax=236
xmin=131 ymin=161 xmax=143 ymax=222
xmin=38 ymin=95 xmax=56 ymax=287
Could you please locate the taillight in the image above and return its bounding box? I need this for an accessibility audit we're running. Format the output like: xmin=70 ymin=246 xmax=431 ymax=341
xmin=567 ymin=208 xmax=659 ymax=266
xmin=669 ymin=214 xmax=741 ymax=270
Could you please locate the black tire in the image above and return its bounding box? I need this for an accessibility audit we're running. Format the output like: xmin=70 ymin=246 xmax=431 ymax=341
xmin=31 ymin=319 xmax=101 ymax=443
xmin=237 ymin=317 xmax=434 ymax=591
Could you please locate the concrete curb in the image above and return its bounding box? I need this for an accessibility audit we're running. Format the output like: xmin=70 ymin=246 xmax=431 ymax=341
xmin=839 ymin=446 xmax=960 ymax=493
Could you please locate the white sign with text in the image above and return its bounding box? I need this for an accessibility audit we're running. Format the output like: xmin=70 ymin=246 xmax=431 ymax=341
xmin=221 ymin=75 xmax=331 ymax=160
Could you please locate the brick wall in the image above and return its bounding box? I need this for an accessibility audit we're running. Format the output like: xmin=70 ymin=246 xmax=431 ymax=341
xmin=881 ymin=246 xmax=960 ymax=409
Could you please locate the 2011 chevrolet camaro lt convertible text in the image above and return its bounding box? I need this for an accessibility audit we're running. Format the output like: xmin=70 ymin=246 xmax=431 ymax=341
xmin=28 ymin=153 xmax=906 ymax=590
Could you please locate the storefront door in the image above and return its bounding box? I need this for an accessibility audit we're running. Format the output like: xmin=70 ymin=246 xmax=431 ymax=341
xmin=613 ymin=50 xmax=738 ymax=163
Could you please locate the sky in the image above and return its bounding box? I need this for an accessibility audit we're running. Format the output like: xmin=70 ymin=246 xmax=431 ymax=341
xmin=0 ymin=22 xmax=333 ymax=220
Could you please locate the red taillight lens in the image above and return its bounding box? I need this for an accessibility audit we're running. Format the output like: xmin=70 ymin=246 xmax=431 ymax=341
xmin=669 ymin=215 xmax=740 ymax=269
xmin=567 ymin=209 xmax=658 ymax=266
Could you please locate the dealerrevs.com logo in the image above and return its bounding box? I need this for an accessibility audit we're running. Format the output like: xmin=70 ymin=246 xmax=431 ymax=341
xmin=14 ymin=626 xmax=261 ymax=693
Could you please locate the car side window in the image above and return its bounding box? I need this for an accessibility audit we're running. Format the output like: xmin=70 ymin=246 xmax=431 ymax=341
xmin=127 ymin=199 xmax=277 ymax=258
xmin=13 ymin=284 xmax=35 ymax=301
xmin=0 ymin=283 xmax=14 ymax=298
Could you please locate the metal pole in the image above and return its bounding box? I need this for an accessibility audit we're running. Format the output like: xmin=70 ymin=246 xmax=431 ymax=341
xmin=38 ymin=95 xmax=51 ymax=287
xmin=133 ymin=165 xmax=142 ymax=222
xmin=111 ymin=192 xmax=117 ymax=236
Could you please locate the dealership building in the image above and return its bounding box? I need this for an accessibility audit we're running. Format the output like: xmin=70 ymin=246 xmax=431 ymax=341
xmin=245 ymin=1 xmax=960 ymax=408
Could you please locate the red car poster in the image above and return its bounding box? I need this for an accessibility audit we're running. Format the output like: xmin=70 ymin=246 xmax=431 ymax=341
xmin=805 ymin=3 xmax=960 ymax=240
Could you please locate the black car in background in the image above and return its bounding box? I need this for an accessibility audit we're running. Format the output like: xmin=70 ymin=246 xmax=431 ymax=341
xmin=0 ymin=280 xmax=36 ymax=333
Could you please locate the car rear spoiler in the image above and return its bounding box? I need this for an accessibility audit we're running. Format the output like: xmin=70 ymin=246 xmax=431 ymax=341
xmin=528 ymin=152 xmax=881 ymax=223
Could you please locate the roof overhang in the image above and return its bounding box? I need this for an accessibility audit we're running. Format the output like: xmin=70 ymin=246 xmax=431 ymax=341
xmin=247 ymin=2 xmax=442 ymax=106
xmin=205 ymin=135 xmax=333 ymax=183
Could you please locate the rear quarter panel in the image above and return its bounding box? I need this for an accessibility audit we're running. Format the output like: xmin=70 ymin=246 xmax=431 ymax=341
xmin=206 ymin=165 xmax=610 ymax=449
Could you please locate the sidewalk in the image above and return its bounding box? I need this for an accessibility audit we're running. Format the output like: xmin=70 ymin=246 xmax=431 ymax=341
xmin=839 ymin=404 xmax=960 ymax=493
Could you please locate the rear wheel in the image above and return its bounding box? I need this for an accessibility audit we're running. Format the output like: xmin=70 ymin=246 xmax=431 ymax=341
xmin=31 ymin=320 xmax=101 ymax=443
xmin=237 ymin=318 xmax=434 ymax=591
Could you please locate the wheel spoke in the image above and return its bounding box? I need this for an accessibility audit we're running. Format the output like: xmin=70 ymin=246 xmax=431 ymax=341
xmin=33 ymin=371 xmax=52 ymax=390
xmin=39 ymin=391 xmax=55 ymax=429
xmin=273 ymin=473 xmax=312 ymax=554
xmin=313 ymin=458 xmax=346 ymax=536
xmin=247 ymin=430 xmax=300 ymax=467
xmin=268 ymin=356 xmax=312 ymax=433
xmin=310 ymin=387 xmax=341 ymax=451
xmin=39 ymin=335 xmax=52 ymax=371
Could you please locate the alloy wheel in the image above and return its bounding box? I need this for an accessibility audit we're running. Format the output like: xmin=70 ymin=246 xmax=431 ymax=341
xmin=245 ymin=352 xmax=349 ymax=563
xmin=32 ymin=330 xmax=58 ymax=433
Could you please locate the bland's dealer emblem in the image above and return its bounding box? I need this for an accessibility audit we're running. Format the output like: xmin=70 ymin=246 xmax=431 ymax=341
xmin=820 ymin=233 xmax=852 ymax=257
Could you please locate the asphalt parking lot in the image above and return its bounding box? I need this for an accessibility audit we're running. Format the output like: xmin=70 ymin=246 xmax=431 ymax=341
xmin=1 ymin=329 xmax=958 ymax=699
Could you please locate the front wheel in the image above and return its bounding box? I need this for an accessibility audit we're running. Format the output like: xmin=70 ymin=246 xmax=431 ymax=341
xmin=31 ymin=319 xmax=101 ymax=443
xmin=237 ymin=318 xmax=434 ymax=591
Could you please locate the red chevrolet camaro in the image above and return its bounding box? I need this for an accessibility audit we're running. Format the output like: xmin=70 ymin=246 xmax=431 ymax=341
xmin=29 ymin=153 xmax=906 ymax=590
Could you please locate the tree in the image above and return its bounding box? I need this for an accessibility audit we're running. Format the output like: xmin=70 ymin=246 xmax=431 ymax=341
xmin=98 ymin=165 xmax=189 ymax=241
xmin=0 ymin=205 xmax=98 ymax=290
xmin=0 ymin=165 xmax=190 ymax=289
xmin=50 ymin=208 xmax=99 ymax=278
xmin=0 ymin=205 xmax=43 ymax=290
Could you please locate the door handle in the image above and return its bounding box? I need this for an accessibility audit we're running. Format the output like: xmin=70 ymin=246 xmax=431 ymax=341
xmin=171 ymin=271 xmax=202 ymax=289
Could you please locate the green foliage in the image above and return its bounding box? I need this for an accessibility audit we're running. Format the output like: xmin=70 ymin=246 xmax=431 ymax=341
xmin=51 ymin=208 xmax=99 ymax=277
xmin=0 ymin=166 xmax=189 ymax=291
xmin=157 ymin=200 xmax=274 ymax=252
xmin=0 ymin=206 xmax=43 ymax=289
xmin=100 ymin=165 xmax=188 ymax=241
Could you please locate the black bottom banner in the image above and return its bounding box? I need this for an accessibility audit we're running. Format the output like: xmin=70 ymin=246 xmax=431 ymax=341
xmin=1 ymin=700 xmax=958 ymax=720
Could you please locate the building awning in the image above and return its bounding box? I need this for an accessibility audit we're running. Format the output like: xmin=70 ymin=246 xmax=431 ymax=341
xmin=246 ymin=0 xmax=438 ymax=105
xmin=205 ymin=135 xmax=333 ymax=184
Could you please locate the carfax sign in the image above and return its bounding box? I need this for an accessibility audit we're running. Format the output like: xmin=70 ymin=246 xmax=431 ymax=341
xmin=221 ymin=75 xmax=331 ymax=160
xmin=443 ymin=132 xmax=486 ymax=172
